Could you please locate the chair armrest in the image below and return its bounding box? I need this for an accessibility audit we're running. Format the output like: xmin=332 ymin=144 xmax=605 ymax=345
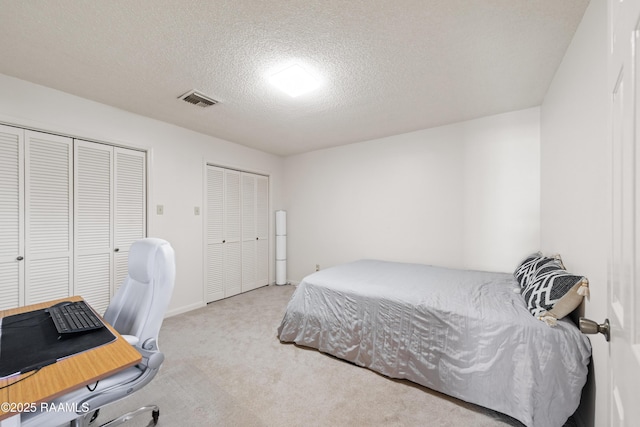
xmin=121 ymin=335 xmax=139 ymax=346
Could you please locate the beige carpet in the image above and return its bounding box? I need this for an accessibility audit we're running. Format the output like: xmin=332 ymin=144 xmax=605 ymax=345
xmin=97 ymin=284 xmax=529 ymax=427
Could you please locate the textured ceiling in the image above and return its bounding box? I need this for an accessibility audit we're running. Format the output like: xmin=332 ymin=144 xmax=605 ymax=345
xmin=0 ymin=0 xmax=589 ymax=156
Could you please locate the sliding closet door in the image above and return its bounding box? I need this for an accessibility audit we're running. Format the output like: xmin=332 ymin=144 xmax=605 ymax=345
xmin=74 ymin=140 xmax=113 ymax=313
xmin=24 ymin=131 xmax=73 ymax=305
xmin=0 ymin=125 xmax=24 ymax=310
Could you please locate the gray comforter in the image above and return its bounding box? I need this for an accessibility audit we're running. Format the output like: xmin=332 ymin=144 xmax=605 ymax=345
xmin=277 ymin=259 xmax=591 ymax=427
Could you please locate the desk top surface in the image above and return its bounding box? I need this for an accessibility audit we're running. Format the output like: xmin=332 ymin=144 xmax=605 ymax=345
xmin=0 ymin=296 xmax=142 ymax=420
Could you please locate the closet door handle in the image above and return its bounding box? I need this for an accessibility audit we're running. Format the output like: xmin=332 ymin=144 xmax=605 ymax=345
xmin=114 ymin=248 xmax=120 ymax=252
xmin=16 ymin=256 xmax=24 ymax=261
xmin=222 ymin=240 xmax=226 ymax=243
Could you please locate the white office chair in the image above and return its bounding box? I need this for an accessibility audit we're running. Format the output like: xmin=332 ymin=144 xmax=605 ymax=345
xmin=22 ymin=238 xmax=176 ymax=427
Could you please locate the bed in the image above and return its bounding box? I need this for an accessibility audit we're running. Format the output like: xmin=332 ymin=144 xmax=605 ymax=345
xmin=277 ymin=259 xmax=591 ymax=427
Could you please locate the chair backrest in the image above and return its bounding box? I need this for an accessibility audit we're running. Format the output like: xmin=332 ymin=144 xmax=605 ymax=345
xmin=103 ymin=238 xmax=176 ymax=350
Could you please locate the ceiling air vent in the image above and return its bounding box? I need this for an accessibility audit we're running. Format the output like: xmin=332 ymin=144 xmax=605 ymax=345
xmin=178 ymin=90 xmax=218 ymax=107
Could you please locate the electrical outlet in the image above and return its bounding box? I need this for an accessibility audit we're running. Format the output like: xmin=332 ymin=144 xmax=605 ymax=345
xmin=316 ymin=264 xmax=320 ymax=271
xmin=156 ymin=205 xmax=164 ymax=215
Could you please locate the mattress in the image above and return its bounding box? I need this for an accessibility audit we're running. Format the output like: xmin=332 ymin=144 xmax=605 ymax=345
xmin=277 ymin=259 xmax=592 ymax=427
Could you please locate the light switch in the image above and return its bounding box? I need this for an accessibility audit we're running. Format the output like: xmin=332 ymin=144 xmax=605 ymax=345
xmin=157 ymin=205 xmax=164 ymax=215
xmin=194 ymin=206 xmax=200 ymax=215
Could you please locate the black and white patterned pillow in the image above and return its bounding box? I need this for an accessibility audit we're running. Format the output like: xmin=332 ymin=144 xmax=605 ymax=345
xmin=514 ymin=252 xmax=557 ymax=288
xmin=521 ymin=261 xmax=586 ymax=318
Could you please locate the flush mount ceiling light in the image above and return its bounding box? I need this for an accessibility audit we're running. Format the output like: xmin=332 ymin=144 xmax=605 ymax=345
xmin=268 ymin=64 xmax=320 ymax=98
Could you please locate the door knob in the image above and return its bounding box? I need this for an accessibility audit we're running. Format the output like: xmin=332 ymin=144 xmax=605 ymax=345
xmin=579 ymin=317 xmax=610 ymax=342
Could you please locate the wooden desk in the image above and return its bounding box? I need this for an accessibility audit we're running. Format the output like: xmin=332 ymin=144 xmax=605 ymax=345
xmin=0 ymin=296 xmax=142 ymax=421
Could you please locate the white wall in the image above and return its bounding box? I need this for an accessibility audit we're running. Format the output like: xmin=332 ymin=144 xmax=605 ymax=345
xmin=462 ymin=109 xmax=540 ymax=272
xmin=540 ymin=1 xmax=608 ymax=426
xmin=283 ymin=107 xmax=540 ymax=282
xmin=0 ymin=73 xmax=285 ymax=316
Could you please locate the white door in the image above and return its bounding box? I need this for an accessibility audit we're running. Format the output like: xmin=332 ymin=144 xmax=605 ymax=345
xmin=74 ymin=140 xmax=113 ymax=313
xmin=74 ymin=140 xmax=146 ymax=313
xmin=223 ymin=169 xmax=242 ymax=297
xmin=0 ymin=127 xmax=72 ymax=308
xmin=0 ymin=125 xmax=24 ymax=310
xmin=255 ymin=175 xmax=269 ymax=288
xmin=609 ymin=0 xmax=640 ymax=425
xmin=24 ymin=131 xmax=73 ymax=305
xmin=206 ymin=166 xmax=242 ymax=302
xmin=241 ymin=173 xmax=257 ymax=292
xmin=206 ymin=166 xmax=225 ymax=302
xmin=241 ymin=172 xmax=269 ymax=292
xmin=113 ymin=147 xmax=146 ymax=293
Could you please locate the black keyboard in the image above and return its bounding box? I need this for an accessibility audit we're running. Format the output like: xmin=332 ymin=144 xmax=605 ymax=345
xmin=48 ymin=301 xmax=105 ymax=334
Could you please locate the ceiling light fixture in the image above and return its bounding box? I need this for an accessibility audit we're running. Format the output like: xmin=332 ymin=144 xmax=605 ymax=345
xmin=269 ymin=64 xmax=320 ymax=98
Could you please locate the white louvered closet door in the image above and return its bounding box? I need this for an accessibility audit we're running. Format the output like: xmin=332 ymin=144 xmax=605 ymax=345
xmin=113 ymin=147 xmax=146 ymax=294
xmin=24 ymin=131 xmax=73 ymax=305
xmin=74 ymin=140 xmax=113 ymax=313
xmin=255 ymin=175 xmax=269 ymax=287
xmin=241 ymin=173 xmax=256 ymax=292
xmin=241 ymin=172 xmax=269 ymax=292
xmin=224 ymin=170 xmax=242 ymax=297
xmin=206 ymin=166 xmax=242 ymax=302
xmin=206 ymin=166 xmax=225 ymax=302
xmin=74 ymin=141 xmax=146 ymax=313
xmin=0 ymin=125 xmax=24 ymax=310
xmin=74 ymin=140 xmax=146 ymax=313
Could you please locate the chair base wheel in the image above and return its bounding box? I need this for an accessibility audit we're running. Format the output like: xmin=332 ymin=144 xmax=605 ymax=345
xmin=96 ymin=404 xmax=160 ymax=427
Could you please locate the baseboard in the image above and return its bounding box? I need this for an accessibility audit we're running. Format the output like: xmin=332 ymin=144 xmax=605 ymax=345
xmin=165 ymin=301 xmax=206 ymax=318
xmin=166 ymin=285 xmax=299 ymax=318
